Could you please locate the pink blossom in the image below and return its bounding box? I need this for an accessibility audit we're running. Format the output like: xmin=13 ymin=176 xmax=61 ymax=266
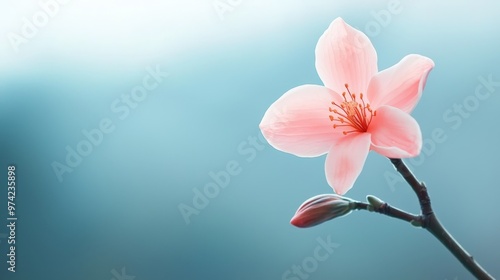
xmin=259 ymin=18 xmax=434 ymax=194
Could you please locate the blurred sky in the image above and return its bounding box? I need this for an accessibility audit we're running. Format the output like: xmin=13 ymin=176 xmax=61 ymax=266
xmin=0 ymin=1 xmax=499 ymax=279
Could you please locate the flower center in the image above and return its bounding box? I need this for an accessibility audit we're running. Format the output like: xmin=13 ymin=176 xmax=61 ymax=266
xmin=328 ymin=84 xmax=376 ymax=135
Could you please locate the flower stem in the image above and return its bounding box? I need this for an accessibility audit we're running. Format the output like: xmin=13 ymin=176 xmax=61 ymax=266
xmin=389 ymin=158 xmax=494 ymax=280
xmin=353 ymin=201 xmax=421 ymax=225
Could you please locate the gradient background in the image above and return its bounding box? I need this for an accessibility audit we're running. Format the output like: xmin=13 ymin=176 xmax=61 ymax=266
xmin=0 ymin=1 xmax=499 ymax=279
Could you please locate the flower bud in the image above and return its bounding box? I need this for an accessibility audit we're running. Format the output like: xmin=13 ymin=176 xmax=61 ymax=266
xmin=366 ymin=195 xmax=385 ymax=209
xmin=290 ymin=194 xmax=354 ymax=228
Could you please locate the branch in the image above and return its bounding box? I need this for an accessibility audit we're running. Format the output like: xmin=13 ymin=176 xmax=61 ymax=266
xmin=352 ymin=199 xmax=422 ymax=226
xmin=389 ymin=158 xmax=432 ymax=217
xmin=389 ymin=158 xmax=494 ymax=280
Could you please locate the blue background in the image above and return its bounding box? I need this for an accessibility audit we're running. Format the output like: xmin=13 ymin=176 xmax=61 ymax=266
xmin=0 ymin=1 xmax=499 ymax=279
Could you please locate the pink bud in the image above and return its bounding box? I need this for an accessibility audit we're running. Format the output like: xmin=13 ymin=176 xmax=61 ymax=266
xmin=290 ymin=194 xmax=354 ymax=228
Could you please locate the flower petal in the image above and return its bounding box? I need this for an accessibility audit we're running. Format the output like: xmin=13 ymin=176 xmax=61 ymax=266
xmin=315 ymin=17 xmax=378 ymax=94
xmin=259 ymin=85 xmax=344 ymax=157
xmin=367 ymin=54 xmax=434 ymax=113
xmin=325 ymin=133 xmax=371 ymax=195
xmin=368 ymin=105 xmax=422 ymax=158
